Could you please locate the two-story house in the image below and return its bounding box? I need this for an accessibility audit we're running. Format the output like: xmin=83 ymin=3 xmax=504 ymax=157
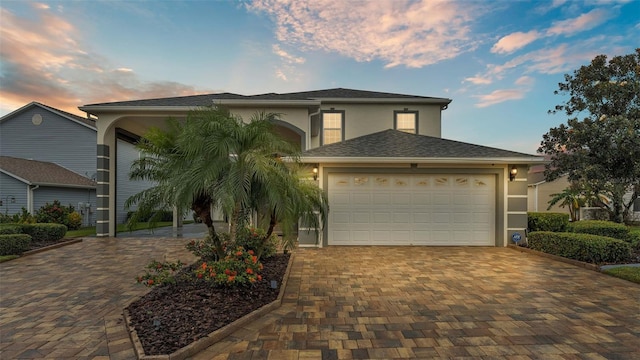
xmin=0 ymin=102 xmax=152 ymax=225
xmin=79 ymin=88 xmax=544 ymax=245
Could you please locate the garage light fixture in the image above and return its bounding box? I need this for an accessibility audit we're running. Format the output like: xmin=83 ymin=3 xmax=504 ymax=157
xmin=312 ymin=165 xmax=318 ymax=181
xmin=509 ymin=166 xmax=518 ymax=181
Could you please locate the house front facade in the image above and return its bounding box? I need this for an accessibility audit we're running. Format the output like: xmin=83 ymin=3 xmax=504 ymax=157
xmin=80 ymin=88 xmax=544 ymax=244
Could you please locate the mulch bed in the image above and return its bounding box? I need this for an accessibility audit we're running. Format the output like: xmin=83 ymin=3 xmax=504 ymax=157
xmin=126 ymin=253 xmax=290 ymax=356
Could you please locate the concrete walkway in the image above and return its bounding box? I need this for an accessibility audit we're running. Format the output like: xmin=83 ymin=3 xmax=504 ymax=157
xmin=2 ymin=244 xmax=640 ymax=359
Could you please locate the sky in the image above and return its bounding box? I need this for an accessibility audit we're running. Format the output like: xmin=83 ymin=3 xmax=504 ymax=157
xmin=0 ymin=0 xmax=638 ymax=155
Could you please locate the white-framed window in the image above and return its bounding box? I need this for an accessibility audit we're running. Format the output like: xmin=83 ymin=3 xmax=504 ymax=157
xmin=322 ymin=110 xmax=344 ymax=145
xmin=394 ymin=110 xmax=418 ymax=134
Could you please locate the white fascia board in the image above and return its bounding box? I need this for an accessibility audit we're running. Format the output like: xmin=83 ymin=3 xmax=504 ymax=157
xmin=298 ymin=157 xmax=546 ymax=164
xmin=0 ymin=169 xmax=31 ymax=185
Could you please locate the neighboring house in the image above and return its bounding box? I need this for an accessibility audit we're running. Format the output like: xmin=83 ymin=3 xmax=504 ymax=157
xmin=80 ymin=88 xmax=545 ymax=244
xmin=528 ymin=169 xmax=640 ymax=222
xmin=0 ymin=102 xmax=152 ymax=225
xmin=0 ymin=156 xmax=96 ymax=226
xmin=527 ymin=170 xmax=569 ymax=214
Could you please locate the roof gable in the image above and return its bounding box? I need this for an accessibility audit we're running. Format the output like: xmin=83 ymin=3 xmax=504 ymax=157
xmin=301 ymin=129 xmax=542 ymax=161
xmin=0 ymin=156 xmax=96 ymax=188
xmin=0 ymin=102 xmax=96 ymax=130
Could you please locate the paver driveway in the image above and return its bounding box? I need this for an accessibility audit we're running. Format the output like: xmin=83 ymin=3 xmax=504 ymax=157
xmin=0 ymin=237 xmax=197 ymax=359
xmin=2 ymin=244 xmax=639 ymax=359
xmin=192 ymin=247 xmax=640 ymax=360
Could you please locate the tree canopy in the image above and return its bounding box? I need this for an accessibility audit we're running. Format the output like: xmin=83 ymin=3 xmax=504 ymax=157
xmin=539 ymin=49 xmax=640 ymax=223
xmin=126 ymin=106 xmax=328 ymax=258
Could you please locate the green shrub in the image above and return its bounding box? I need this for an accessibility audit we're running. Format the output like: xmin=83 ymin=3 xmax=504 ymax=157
xmin=528 ymin=231 xmax=632 ymax=264
xmin=66 ymin=211 xmax=82 ymax=230
xmin=194 ymin=246 xmax=263 ymax=287
xmin=625 ymin=232 xmax=640 ymax=250
xmin=20 ymin=223 xmax=67 ymax=242
xmin=0 ymin=224 xmax=22 ymax=235
xmin=528 ymin=212 xmax=569 ymax=232
xmin=35 ymin=200 xmax=77 ymax=228
xmin=0 ymin=234 xmax=32 ymax=255
xmin=136 ymin=260 xmax=185 ymax=287
xmin=235 ymin=227 xmax=278 ymax=259
xmin=569 ymin=220 xmax=630 ymax=240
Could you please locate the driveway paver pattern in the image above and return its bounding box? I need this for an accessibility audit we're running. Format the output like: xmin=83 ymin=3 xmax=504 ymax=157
xmin=191 ymin=247 xmax=640 ymax=360
xmin=0 ymin=237 xmax=196 ymax=359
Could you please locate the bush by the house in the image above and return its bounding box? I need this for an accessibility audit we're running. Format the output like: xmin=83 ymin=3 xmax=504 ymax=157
xmin=527 ymin=212 xmax=569 ymax=232
xmin=568 ymin=220 xmax=630 ymax=240
xmin=34 ymin=201 xmax=81 ymax=230
xmin=528 ymin=231 xmax=632 ymax=264
xmin=0 ymin=224 xmax=22 ymax=235
xmin=0 ymin=234 xmax=32 ymax=256
xmin=20 ymin=223 xmax=67 ymax=242
xmin=234 ymin=227 xmax=278 ymax=259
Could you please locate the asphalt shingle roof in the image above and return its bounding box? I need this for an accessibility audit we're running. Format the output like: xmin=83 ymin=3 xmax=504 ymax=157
xmin=0 ymin=156 xmax=96 ymax=188
xmin=82 ymin=88 xmax=451 ymax=107
xmin=302 ymin=129 xmax=541 ymax=159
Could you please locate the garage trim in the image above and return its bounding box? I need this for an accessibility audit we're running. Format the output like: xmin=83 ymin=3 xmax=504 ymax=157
xmin=321 ymin=166 xmax=505 ymax=247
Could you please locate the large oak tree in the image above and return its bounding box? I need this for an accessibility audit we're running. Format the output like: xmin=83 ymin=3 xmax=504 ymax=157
xmin=539 ymin=49 xmax=640 ymax=223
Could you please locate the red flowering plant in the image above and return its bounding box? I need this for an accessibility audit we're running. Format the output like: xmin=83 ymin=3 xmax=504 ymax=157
xmin=136 ymin=259 xmax=185 ymax=287
xmin=193 ymin=246 xmax=263 ymax=287
xmin=235 ymin=226 xmax=278 ymax=260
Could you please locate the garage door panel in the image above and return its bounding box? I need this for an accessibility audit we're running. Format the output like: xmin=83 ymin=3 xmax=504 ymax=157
xmin=328 ymin=173 xmax=495 ymax=246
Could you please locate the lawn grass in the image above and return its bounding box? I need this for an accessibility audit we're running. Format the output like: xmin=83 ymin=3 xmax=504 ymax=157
xmin=603 ymin=266 xmax=640 ymax=284
xmin=0 ymin=255 xmax=19 ymax=263
xmin=629 ymin=225 xmax=640 ymax=235
xmin=66 ymin=221 xmax=194 ymax=238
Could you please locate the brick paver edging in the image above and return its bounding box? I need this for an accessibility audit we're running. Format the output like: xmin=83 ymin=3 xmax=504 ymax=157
xmin=507 ymin=244 xmax=601 ymax=271
xmin=124 ymin=252 xmax=296 ymax=360
xmin=21 ymin=238 xmax=83 ymax=256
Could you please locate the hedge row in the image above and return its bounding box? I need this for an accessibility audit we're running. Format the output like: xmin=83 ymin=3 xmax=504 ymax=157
xmin=528 ymin=231 xmax=632 ymax=264
xmin=568 ymin=220 xmax=630 ymax=240
xmin=0 ymin=223 xmax=67 ymax=242
xmin=126 ymin=210 xmax=173 ymax=222
xmin=528 ymin=212 xmax=569 ymax=232
xmin=0 ymin=234 xmax=31 ymax=256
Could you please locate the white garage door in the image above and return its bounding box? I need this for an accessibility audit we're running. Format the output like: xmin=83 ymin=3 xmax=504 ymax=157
xmin=328 ymin=173 xmax=495 ymax=246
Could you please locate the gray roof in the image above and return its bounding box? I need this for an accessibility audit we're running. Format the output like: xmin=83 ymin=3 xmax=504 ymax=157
xmin=302 ymin=130 xmax=541 ymax=160
xmin=0 ymin=156 xmax=96 ymax=188
xmin=81 ymin=88 xmax=451 ymax=107
xmin=0 ymin=102 xmax=96 ymax=129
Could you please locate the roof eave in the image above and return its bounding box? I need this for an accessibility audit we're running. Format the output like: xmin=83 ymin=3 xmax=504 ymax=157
xmin=299 ymin=156 xmax=546 ymax=164
xmin=32 ymin=182 xmax=96 ymax=189
xmin=314 ymin=98 xmax=452 ymax=105
xmin=79 ymin=100 xmax=323 ymax=114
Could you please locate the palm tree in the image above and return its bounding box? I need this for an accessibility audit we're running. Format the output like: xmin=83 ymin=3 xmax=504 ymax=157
xmin=547 ymin=185 xmax=584 ymax=221
xmin=126 ymin=106 xmax=328 ymax=259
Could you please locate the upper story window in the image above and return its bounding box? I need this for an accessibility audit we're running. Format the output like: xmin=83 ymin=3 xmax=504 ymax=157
xmin=394 ymin=110 xmax=418 ymax=134
xmin=322 ymin=110 xmax=344 ymax=145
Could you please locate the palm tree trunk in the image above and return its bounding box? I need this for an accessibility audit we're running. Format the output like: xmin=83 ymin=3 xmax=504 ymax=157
xmin=192 ymin=195 xmax=225 ymax=259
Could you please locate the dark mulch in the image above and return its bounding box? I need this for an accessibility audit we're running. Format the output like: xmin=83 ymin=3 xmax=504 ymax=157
xmin=126 ymin=253 xmax=290 ymax=356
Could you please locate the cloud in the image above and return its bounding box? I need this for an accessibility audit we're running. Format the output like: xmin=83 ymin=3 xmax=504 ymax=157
xmin=491 ymin=31 xmax=542 ymax=54
xmin=0 ymin=6 xmax=204 ymax=116
xmin=473 ymin=88 xmax=528 ymax=108
xmin=248 ymin=0 xmax=482 ymax=68
xmin=473 ymin=76 xmax=534 ymax=108
xmin=546 ymin=8 xmax=612 ymax=36
xmin=272 ymin=44 xmax=305 ymax=64
xmin=463 ymin=76 xmax=492 ymax=85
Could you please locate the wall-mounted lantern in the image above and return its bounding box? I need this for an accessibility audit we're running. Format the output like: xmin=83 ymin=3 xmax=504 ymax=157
xmin=509 ymin=165 xmax=518 ymax=181
xmin=312 ymin=165 xmax=319 ymax=181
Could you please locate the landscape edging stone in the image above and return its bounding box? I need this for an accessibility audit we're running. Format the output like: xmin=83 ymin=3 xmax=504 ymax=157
xmin=125 ymin=252 xmax=295 ymax=360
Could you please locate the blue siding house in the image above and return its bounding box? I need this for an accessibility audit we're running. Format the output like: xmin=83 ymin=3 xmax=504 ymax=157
xmin=0 ymin=102 xmax=152 ymax=226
